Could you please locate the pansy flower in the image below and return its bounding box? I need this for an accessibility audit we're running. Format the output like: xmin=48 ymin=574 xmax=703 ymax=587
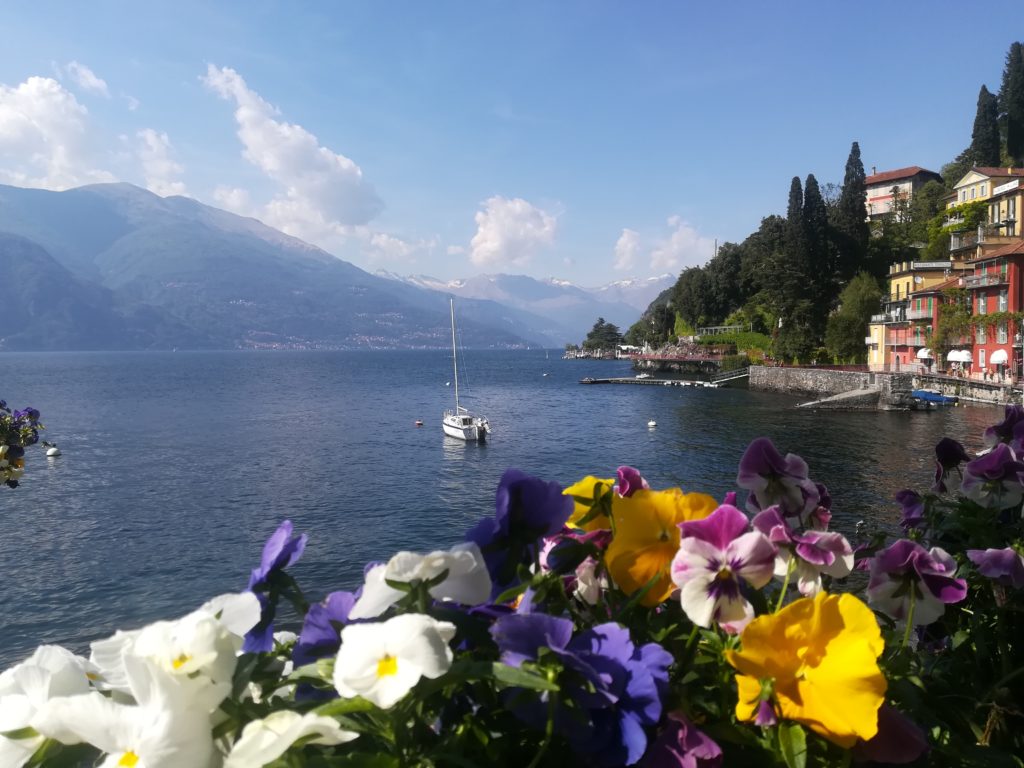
xmin=960 ymin=444 xmax=1024 ymax=509
xmin=607 ymin=488 xmax=717 ymax=607
xmin=967 ymin=547 xmax=1024 ymax=589
xmin=245 ymin=520 xmax=308 ymax=652
xmin=736 ymin=438 xmax=819 ymax=520
xmin=671 ymin=504 xmax=776 ymax=629
xmin=564 ymin=475 xmax=616 ymax=530
xmin=894 ymin=490 xmax=925 ymax=531
xmin=983 ymin=404 xmax=1024 ymax=448
xmin=333 ymin=613 xmax=456 ymax=709
xmin=867 ymin=540 xmax=967 ymax=625
xmin=467 ymin=469 xmax=573 ymax=595
xmin=932 ymin=437 xmax=969 ymax=493
xmin=752 ymin=506 xmax=853 ymax=597
xmin=725 ymin=592 xmax=887 ymax=748
xmin=641 ymin=712 xmax=723 ymax=768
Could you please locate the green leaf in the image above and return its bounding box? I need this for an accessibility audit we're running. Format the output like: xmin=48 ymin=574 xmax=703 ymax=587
xmin=313 ymin=697 xmax=378 ymax=716
xmin=490 ymin=662 xmax=559 ymax=691
xmin=1 ymin=726 xmax=38 ymax=740
xmin=778 ymin=722 xmax=807 ymax=768
xmin=331 ymin=753 xmax=400 ymax=768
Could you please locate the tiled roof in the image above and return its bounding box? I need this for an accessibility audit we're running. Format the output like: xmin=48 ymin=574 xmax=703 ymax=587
xmin=911 ymin=276 xmax=962 ymax=295
xmin=865 ymin=166 xmax=940 ymax=186
xmin=971 ymin=167 xmax=1024 ymax=178
xmin=968 ymin=240 xmax=1024 ymax=262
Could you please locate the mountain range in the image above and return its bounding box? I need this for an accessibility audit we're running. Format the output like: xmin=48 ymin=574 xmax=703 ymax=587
xmin=0 ymin=182 xmax=672 ymax=351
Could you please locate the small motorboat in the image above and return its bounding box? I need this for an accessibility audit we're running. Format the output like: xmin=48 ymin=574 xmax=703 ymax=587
xmin=415 ymin=420 xmax=423 ymax=427
xmin=647 ymin=420 xmax=657 ymax=428
xmin=911 ymin=389 xmax=958 ymax=406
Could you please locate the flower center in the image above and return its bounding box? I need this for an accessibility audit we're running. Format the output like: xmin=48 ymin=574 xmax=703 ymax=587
xmin=171 ymin=653 xmax=192 ymax=670
xmin=118 ymin=752 xmax=140 ymax=767
xmin=377 ymin=654 xmax=399 ymax=678
xmin=715 ymin=566 xmax=734 ymax=582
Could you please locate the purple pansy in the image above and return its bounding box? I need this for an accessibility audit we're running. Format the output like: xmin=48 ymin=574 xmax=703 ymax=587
xmin=670 ymin=504 xmax=776 ymax=631
xmin=641 ymin=712 xmax=723 ymax=768
xmin=895 ymin=490 xmax=926 ymax=531
xmin=967 ymin=547 xmax=1024 ymax=589
xmin=616 ymin=465 xmax=649 ymax=497
xmin=960 ymin=443 xmax=1024 ymax=509
xmin=933 ymin=437 xmax=970 ymax=493
xmin=736 ymin=437 xmax=819 ymax=520
xmin=244 ymin=520 xmax=308 ymax=652
xmin=491 ymin=614 xmax=670 ymax=766
xmin=983 ymin=404 xmax=1024 ymax=448
xmin=867 ymin=540 xmax=967 ymax=625
xmin=293 ymin=590 xmax=357 ymax=666
xmin=752 ymin=506 xmax=853 ymax=596
xmin=466 ymin=469 xmax=573 ymax=596
xmin=851 ymin=704 xmax=929 ymax=765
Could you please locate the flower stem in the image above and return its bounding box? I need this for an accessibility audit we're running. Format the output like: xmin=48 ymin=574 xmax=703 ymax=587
xmin=775 ymin=558 xmax=795 ymax=612
xmin=900 ymin=588 xmax=916 ymax=651
xmin=526 ymin=671 xmax=559 ymax=768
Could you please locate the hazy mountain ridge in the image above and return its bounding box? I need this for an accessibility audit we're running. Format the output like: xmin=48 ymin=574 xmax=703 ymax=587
xmin=376 ymin=271 xmax=675 ymax=340
xmin=0 ymin=183 xmax=553 ymax=350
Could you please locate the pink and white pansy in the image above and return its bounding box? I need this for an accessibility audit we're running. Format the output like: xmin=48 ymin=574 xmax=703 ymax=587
xmin=752 ymin=506 xmax=854 ymax=596
xmin=669 ymin=504 xmax=776 ymax=631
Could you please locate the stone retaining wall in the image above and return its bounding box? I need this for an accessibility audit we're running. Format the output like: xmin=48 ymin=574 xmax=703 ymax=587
xmin=749 ymin=366 xmax=873 ymax=397
xmin=910 ymin=374 xmax=1016 ymax=405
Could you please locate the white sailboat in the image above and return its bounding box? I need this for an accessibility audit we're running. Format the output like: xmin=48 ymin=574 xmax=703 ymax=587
xmin=442 ymin=299 xmax=490 ymax=442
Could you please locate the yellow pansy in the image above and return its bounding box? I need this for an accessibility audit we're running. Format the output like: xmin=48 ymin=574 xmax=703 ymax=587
xmin=725 ymin=592 xmax=887 ymax=748
xmin=605 ymin=488 xmax=717 ymax=606
xmin=563 ymin=475 xmax=615 ymax=531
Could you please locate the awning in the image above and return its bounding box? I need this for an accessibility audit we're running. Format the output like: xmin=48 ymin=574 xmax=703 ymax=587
xmin=946 ymin=350 xmax=972 ymax=363
xmin=916 ymin=347 xmax=933 ymax=359
xmin=991 ymin=349 xmax=1009 ymax=365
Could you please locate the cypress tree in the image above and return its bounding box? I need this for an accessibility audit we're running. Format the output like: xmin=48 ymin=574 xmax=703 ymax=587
xmin=803 ymin=174 xmax=832 ymax=324
xmin=971 ymin=85 xmax=1001 ymax=167
xmin=1000 ymin=42 xmax=1024 ymax=165
xmin=834 ymin=142 xmax=869 ymax=283
xmin=783 ymin=176 xmax=807 ymax=299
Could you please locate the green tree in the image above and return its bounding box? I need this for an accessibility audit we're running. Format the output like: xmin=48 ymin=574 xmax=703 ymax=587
xmin=941 ymin=148 xmax=973 ymax=189
xmin=999 ymin=42 xmax=1024 ymax=165
xmin=971 ymin=85 xmax=1001 ymax=167
xmin=582 ymin=317 xmax=622 ymax=350
xmin=833 ymin=142 xmax=870 ymax=283
xmin=673 ymin=267 xmax=713 ymax=328
xmin=824 ymin=273 xmax=884 ymax=362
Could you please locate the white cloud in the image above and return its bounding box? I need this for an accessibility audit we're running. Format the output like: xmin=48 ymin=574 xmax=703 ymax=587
xmin=213 ymin=185 xmax=254 ymax=215
xmin=469 ymin=196 xmax=557 ymax=268
xmin=137 ymin=128 xmax=187 ymax=197
xmin=613 ymin=228 xmax=641 ymax=271
xmin=66 ymin=61 xmax=110 ymax=97
xmin=446 ymin=245 xmax=466 ymax=256
xmin=125 ymin=95 xmax=140 ymax=111
xmin=0 ymin=75 xmax=114 ymax=189
xmin=202 ymin=64 xmax=383 ymax=242
xmin=649 ymin=217 xmax=715 ymax=271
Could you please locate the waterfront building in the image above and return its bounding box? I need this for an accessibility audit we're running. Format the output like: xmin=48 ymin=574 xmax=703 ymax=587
xmin=947 ymin=168 xmax=1024 ymax=260
xmin=864 ymin=166 xmax=942 ymax=221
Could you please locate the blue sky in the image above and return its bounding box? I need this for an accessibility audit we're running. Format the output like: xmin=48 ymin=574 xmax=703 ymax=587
xmin=0 ymin=1 xmax=1018 ymax=284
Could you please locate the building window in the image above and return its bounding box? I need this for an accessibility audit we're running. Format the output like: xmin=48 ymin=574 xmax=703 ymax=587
xmin=982 ymin=183 xmax=987 ymax=196
xmin=976 ymin=324 xmax=987 ymax=343
xmin=971 ymin=187 xmax=977 ymax=199
xmin=980 ymin=348 xmax=987 ymax=369
xmin=1000 ymin=289 xmax=1009 ymax=311
xmin=999 ymin=322 xmax=1009 ymax=344
xmin=978 ymin=292 xmax=987 ymax=314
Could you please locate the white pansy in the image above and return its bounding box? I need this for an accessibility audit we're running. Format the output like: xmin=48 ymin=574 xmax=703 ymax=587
xmin=349 ymin=542 xmax=491 ymax=620
xmin=90 ymin=592 xmax=259 ymax=707
xmin=224 ymin=710 xmax=358 ymax=768
xmin=31 ymin=655 xmax=215 ymax=768
xmin=333 ymin=614 xmax=456 ymax=709
xmin=0 ymin=646 xmax=94 ymax=768
xmin=573 ymin=559 xmax=607 ymax=605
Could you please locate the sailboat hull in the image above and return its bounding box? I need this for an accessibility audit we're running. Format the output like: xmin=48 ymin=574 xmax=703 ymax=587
xmin=442 ymin=411 xmax=488 ymax=442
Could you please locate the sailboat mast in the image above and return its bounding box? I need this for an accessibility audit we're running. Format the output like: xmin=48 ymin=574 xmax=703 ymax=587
xmin=450 ymin=298 xmax=460 ymax=412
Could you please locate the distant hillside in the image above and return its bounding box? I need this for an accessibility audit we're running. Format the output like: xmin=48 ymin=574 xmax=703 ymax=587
xmin=0 ymin=183 xmax=543 ymax=350
xmin=377 ymin=272 xmax=675 ymax=343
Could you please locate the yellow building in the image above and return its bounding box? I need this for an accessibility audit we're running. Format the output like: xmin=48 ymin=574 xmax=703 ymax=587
xmin=866 ymin=260 xmax=956 ymax=370
xmin=948 ymin=168 xmax=1024 ymax=259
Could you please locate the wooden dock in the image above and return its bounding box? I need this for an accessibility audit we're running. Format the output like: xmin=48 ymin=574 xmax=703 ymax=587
xmin=580 ymin=377 xmax=718 ymax=387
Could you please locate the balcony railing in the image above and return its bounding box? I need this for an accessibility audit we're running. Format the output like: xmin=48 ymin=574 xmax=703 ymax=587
xmin=906 ymin=307 xmax=932 ymax=320
xmin=870 ymin=312 xmax=907 ymax=324
xmin=963 ymin=273 xmax=1008 ymax=289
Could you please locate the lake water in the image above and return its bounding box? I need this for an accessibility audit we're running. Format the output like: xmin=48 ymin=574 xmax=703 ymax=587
xmin=0 ymin=350 xmax=1001 ymax=667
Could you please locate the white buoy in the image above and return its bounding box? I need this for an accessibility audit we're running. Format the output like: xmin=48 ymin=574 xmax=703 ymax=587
xmin=647 ymin=420 xmax=657 ymax=428
xmin=46 ymin=446 xmax=61 ymax=457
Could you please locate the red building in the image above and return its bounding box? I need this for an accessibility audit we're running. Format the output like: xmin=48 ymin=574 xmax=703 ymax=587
xmin=964 ymin=241 xmax=1024 ymax=379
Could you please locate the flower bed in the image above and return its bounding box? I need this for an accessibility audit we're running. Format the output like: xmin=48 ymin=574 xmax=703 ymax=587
xmin=2 ymin=403 xmax=1023 ymax=767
